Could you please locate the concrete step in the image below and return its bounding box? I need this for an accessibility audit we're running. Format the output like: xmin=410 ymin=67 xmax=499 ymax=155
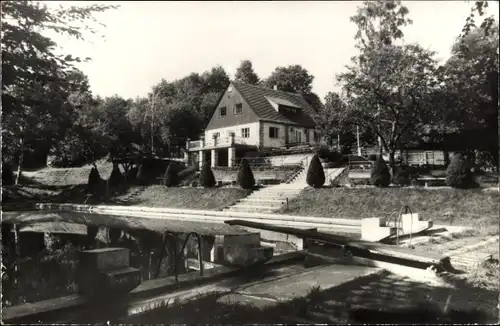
xmin=231 ymin=202 xmax=284 ymax=209
xmin=361 ymin=225 xmax=397 ymax=242
xmin=225 ymin=206 xmax=279 ymax=213
xmin=387 ymin=220 xmax=433 ymax=237
xmin=240 ymin=198 xmax=285 ymax=204
xmin=244 ymin=196 xmax=290 ymax=201
xmin=257 ymin=189 xmax=304 ymax=194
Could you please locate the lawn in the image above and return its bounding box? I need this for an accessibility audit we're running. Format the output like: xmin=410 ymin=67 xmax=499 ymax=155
xmin=281 ymin=188 xmax=499 ymax=232
xmin=110 ymin=186 xmax=251 ymax=210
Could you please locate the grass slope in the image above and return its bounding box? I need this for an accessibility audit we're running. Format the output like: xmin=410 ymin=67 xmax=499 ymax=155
xmin=111 ymin=186 xmax=251 ymax=210
xmin=281 ymin=188 xmax=499 ymax=231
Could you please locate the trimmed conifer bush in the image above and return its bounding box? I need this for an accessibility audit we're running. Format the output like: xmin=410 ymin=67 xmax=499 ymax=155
xmin=446 ymin=153 xmax=477 ymax=189
xmin=108 ymin=164 xmax=124 ymax=187
xmin=2 ymin=162 xmax=15 ymax=186
xmin=370 ymin=155 xmax=391 ymax=187
xmin=126 ymin=166 xmax=138 ymax=183
xmin=236 ymin=158 xmax=255 ymax=189
xmin=198 ymin=163 xmax=216 ymax=188
xmin=87 ymin=167 xmax=101 ymax=192
xmin=392 ymin=165 xmax=411 ymax=186
xmin=163 ymin=163 xmax=177 ymax=187
xmin=137 ymin=164 xmax=146 ymax=185
xmin=306 ymin=154 xmax=326 ymax=188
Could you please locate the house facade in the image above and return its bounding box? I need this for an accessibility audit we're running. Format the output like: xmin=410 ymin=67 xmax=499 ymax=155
xmin=185 ymin=81 xmax=321 ymax=167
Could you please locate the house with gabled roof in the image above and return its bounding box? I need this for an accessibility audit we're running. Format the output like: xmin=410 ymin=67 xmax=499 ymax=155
xmin=185 ymin=81 xmax=321 ymax=167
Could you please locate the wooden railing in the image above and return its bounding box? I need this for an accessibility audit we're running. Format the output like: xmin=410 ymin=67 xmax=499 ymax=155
xmin=188 ymin=136 xmax=256 ymax=150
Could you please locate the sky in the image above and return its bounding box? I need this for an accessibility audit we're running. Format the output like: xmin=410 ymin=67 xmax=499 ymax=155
xmin=45 ymin=1 xmax=499 ymax=101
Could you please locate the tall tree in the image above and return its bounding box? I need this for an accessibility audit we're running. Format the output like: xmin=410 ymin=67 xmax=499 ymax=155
xmin=439 ymin=23 xmax=499 ymax=169
xmin=264 ymin=65 xmax=314 ymax=94
xmin=335 ymin=1 xmax=438 ymax=174
xmin=235 ymin=60 xmax=260 ymax=85
xmin=1 ymin=1 xmax=117 ymax=182
xmin=264 ymin=64 xmax=323 ymax=111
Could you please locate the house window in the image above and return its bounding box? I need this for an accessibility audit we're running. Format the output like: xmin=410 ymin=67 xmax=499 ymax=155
xmin=241 ymin=128 xmax=250 ymax=138
xmin=269 ymin=127 xmax=279 ymax=139
xmin=234 ymin=103 xmax=242 ymax=114
xmin=219 ymin=107 xmax=227 ymax=117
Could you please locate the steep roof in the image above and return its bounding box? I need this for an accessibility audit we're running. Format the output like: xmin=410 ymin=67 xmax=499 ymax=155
xmin=231 ymin=81 xmax=317 ymax=128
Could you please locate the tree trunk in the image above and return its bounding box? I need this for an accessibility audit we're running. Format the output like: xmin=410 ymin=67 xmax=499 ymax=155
xmin=15 ymin=136 xmax=24 ymax=185
xmin=388 ymin=150 xmax=396 ymax=178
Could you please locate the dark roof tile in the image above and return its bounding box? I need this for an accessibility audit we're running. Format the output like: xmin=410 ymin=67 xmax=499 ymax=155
xmin=231 ymin=81 xmax=317 ymax=128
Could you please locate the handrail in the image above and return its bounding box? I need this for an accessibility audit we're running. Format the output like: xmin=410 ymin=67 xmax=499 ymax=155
xmin=155 ymin=231 xmax=204 ymax=281
xmin=386 ymin=205 xmax=413 ymax=246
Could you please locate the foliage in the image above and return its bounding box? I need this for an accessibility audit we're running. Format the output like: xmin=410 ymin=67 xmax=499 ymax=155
xmin=2 ymin=163 xmax=15 ymax=186
xmin=336 ymin=1 xmax=439 ymax=174
xmin=446 ymin=153 xmax=478 ymax=189
xmin=127 ymin=67 xmax=230 ymax=156
xmin=306 ymin=154 xmax=326 ymax=188
xmin=460 ymin=1 xmax=496 ymax=39
xmin=86 ymin=167 xmax=101 ymax=193
xmin=126 ymin=166 xmax=138 ymax=183
xmin=235 ymin=60 xmax=260 ymax=85
xmin=316 ymin=146 xmax=343 ymax=163
xmin=392 ymin=165 xmax=412 ymax=186
xmin=137 ymin=165 xmax=146 ymax=185
xmin=370 ymin=156 xmax=391 ymax=187
xmin=1 ymin=1 xmax=118 ymax=179
xmin=236 ymin=158 xmax=256 ymax=189
xmin=264 ymin=65 xmax=323 ymax=111
xmin=198 ymin=163 xmax=216 ymax=188
xmin=438 ymin=24 xmax=499 ymax=169
xmin=163 ymin=163 xmax=178 ymax=187
xmin=108 ymin=164 xmax=124 ymax=188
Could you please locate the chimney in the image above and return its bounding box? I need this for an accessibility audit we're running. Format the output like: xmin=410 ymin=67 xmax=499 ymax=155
xmin=273 ymin=85 xmax=278 ymax=91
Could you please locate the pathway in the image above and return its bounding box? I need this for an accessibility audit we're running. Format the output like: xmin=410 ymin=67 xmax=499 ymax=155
xmin=223 ymin=157 xmax=346 ymax=214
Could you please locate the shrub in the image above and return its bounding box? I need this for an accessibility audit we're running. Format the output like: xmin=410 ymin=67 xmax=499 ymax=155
xmin=236 ymin=158 xmax=255 ymax=189
xmin=316 ymin=145 xmax=330 ymax=159
xmin=393 ymin=165 xmax=412 ymax=186
xmin=198 ymin=163 xmax=216 ymax=188
xmin=163 ymin=163 xmax=177 ymax=187
xmin=126 ymin=166 xmax=138 ymax=183
xmin=178 ymin=166 xmax=198 ymax=180
xmin=367 ymin=154 xmax=378 ymax=162
xmin=191 ymin=181 xmax=198 ymax=187
xmin=137 ymin=165 xmax=146 ymax=185
xmin=2 ymin=162 xmax=15 ymax=186
xmin=87 ymin=167 xmax=101 ymax=193
xmin=370 ymin=155 xmax=391 ymax=187
xmin=108 ymin=165 xmax=124 ymax=188
xmin=306 ymin=154 xmax=326 ymax=188
xmin=446 ymin=153 xmax=478 ymax=189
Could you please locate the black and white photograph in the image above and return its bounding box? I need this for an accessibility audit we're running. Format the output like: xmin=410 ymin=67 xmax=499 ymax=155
xmin=1 ymin=0 xmax=499 ymax=324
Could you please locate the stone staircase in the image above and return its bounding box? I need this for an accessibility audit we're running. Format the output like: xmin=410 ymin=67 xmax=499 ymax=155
xmin=223 ymin=155 xmax=312 ymax=214
xmin=223 ymin=157 xmax=347 ymax=214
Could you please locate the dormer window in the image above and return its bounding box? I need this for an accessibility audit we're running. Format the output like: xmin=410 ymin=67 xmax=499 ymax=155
xmin=219 ymin=106 xmax=227 ymax=117
xmin=234 ymin=103 xmax=242 ymax=114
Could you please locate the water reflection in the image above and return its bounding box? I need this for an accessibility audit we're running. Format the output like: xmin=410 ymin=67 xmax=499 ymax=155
xmin=1 ymin=221 xmax=199 ymax=308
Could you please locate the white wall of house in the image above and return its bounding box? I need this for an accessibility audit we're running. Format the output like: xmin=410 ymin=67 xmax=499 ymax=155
xmin=205 ymin=122 xmax=260 ymax=146
xmin=261 ymin=122 xmax=286 ymax=148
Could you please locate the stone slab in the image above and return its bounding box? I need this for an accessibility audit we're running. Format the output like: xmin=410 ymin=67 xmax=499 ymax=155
xmin=79 ymin=247 xmax=130 ymax=271
xmin=219 ymin=264 xmax=381 ymax=303
xmin=223 ymin=233 xmax=261 ymax=247
xmin=77 ymin=266 xmax=141 ymax=298
xmin=224 ymin=245 xmax=274 ymax=266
